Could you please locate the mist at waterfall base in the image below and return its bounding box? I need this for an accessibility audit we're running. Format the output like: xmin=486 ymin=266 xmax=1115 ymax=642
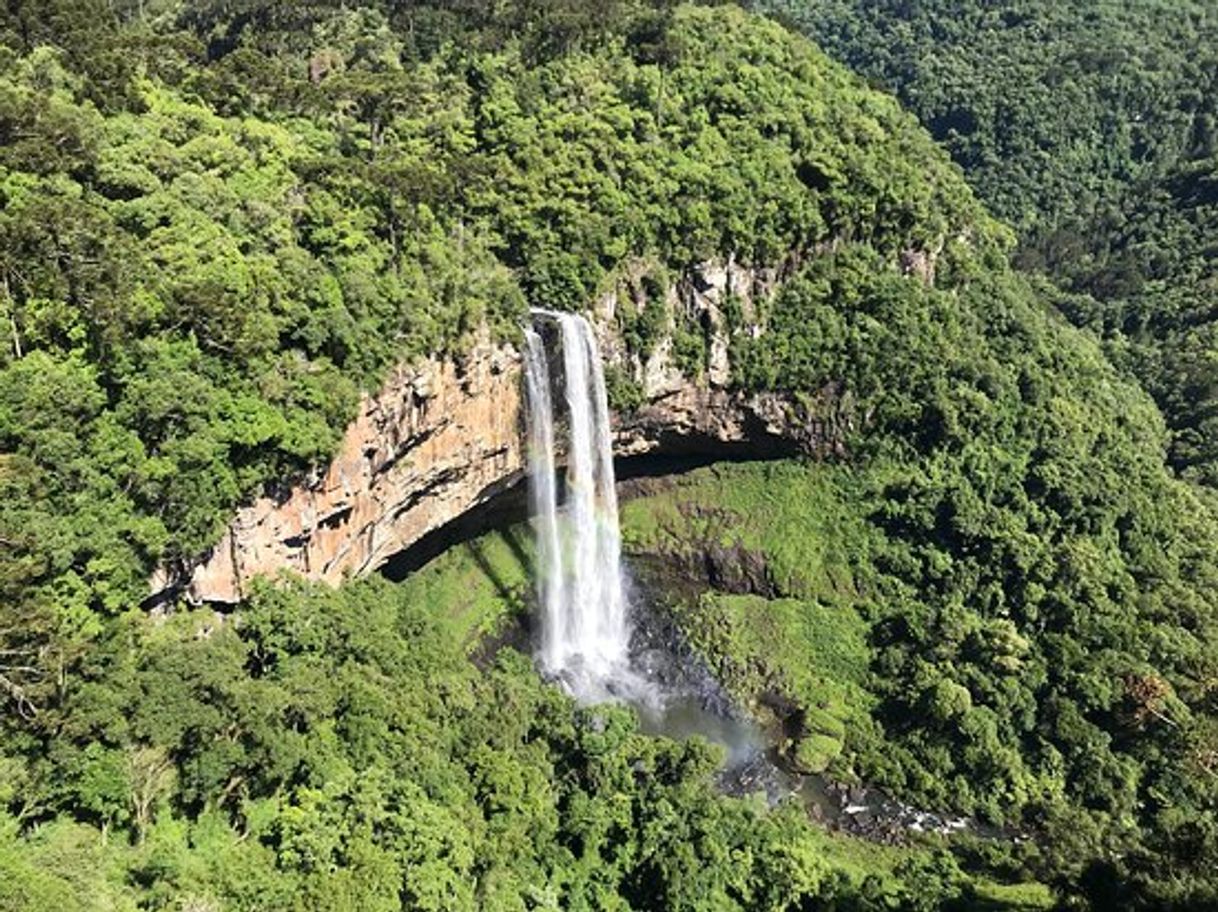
xmin=522 ymin=309 xmax=767 ymax=775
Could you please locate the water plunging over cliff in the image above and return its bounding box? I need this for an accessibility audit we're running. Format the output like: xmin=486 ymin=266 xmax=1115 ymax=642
xmin=524 ymin=310 xmax=631 ymax=695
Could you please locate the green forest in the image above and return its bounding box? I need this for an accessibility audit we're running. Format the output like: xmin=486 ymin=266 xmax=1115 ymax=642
xmin=753 ymin=0 xmax=1218 ymax=485
xmin=1 ymin=1 xmax=1216 ymax=910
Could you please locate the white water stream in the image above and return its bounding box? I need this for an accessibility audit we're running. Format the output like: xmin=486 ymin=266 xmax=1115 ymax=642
xmin=524 ymin=309 xmax=631 ymax=699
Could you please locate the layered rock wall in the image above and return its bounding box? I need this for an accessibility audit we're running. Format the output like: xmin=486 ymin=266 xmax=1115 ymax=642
xmin=157 ymin=260 xmax=848 ymax=604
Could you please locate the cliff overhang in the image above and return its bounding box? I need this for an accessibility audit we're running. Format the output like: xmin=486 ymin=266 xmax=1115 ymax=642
xmin=150 ymin=259 xmax=850 ymax=605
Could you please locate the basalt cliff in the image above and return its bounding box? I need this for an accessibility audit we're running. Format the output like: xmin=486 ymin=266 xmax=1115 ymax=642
xmin=154 ymin=260 xmax=853 ymax=604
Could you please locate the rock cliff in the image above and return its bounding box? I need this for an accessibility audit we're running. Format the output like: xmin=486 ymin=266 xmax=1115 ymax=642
xmin=154 ymin=260 xmax=849 ymax=604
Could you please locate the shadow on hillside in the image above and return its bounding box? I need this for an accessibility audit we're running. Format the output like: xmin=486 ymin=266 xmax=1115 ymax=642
xmin=381 ymin=448 xmax=799 ymax=583
xmin=463 ymin=526 xmax=534 ymax=604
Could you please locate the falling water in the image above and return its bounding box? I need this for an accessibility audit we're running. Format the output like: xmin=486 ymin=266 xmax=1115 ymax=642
xmin=521 ymin=315 xmax=897 ymax=816
xmin=522 ymin=313 xmax=769 ymax=780
xmin=524 ymin=309 xmax=630 ymax=694
xmin=522 ymin=327 xmax=565 ymax=668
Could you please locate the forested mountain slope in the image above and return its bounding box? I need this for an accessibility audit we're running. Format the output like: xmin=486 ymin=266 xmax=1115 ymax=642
xmin=0 ymin=2 xmax=1215 ymax=910
xmin=0 ymin=0 xmax=981 ymax=631
xmin=752 ymin=0 xmax=1218 ymax=485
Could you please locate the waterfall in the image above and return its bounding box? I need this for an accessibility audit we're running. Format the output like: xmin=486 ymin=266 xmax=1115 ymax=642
xmin=524 ymin=309 xmax=630 ymax=692
xmin=522 ymin=313 xmax=773 ymax=776
xmin=522 ymin=327 xmax=565 ymax=669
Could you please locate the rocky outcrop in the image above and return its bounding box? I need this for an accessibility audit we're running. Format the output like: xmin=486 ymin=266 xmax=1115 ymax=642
xmin=152 ymin=339 xmax=526 ymax=604
xmin=153 ymin=259 xmax=850 ymax=605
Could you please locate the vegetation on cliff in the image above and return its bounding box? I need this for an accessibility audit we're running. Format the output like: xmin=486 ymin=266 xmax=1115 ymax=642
xmin=752 ymin=0 xmax=1218 ymax=486
xmin=1 ymin=2 xmax=1216 ymax=910
xmin=0 ymin=0 xmax=981 ymax=645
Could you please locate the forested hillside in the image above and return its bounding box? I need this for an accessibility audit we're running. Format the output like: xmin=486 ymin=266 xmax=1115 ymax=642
xmin=752 ymin=0 xmax=1218 ymax=485
xmin=1 ymin=2 xmax=1216 ymax=910
xmin=0 ymin=0 xmax=979 ymax=640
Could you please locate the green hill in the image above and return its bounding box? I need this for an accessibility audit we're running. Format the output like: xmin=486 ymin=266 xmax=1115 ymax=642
xmin=0 ymin=3 xmax=1215 ymax=909
xmin=752 ymin=0 xmax=1218 ymax=486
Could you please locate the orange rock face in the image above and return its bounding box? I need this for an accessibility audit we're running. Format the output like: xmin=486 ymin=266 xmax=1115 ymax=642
xmin=178 ymin=338 xmax=525 ymax=603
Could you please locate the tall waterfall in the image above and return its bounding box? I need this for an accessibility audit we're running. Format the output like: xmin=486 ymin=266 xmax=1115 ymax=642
xmin=524 ymin=309 xmax=630 ymax=691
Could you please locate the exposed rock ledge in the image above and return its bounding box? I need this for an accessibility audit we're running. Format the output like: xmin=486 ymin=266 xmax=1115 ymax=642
xmin=152 ymin=260 xmax=850 ymax=605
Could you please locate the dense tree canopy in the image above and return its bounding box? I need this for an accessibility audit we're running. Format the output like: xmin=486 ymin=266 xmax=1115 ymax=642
xmin=0 ymin=0 xmax=980 ymax=706
xmin=0 ymin=2 xmax=1216 ymax=910
xmin=729 ymin=244 xmax=1218 ymax=908
xmin=751 ymin=0 xmax=1218 ymax=486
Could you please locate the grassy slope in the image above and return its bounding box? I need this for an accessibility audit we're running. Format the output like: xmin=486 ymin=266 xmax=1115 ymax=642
xmin=621 ymin=462 xmax=878 ymax=774
xmin=393 ymin=527 xmax=534 ymax=651
xmin=620 ymin=461 xmax=866 ymax=603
